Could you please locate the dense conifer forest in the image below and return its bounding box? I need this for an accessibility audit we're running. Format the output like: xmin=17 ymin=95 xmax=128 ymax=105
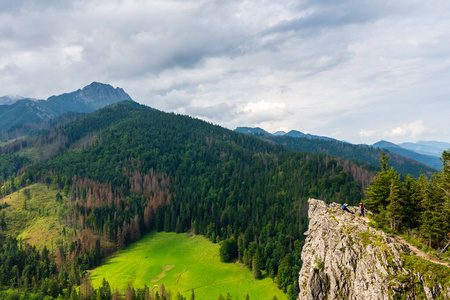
xmin=2 ymin=101 xmax=448 ymax=299
xmin=0 ymin=101 xmax=373 ymax=299
xmin=261 ymin=135 xmax=437 ymax=178
xmin=365 ymin=151 xmax=450 ymax=251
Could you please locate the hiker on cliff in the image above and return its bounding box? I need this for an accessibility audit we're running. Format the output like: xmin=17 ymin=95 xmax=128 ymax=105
xmin=342 ymin=203 xmax=352 ymax=213
xmin=359 ymin=202 xmax=365 ymax=217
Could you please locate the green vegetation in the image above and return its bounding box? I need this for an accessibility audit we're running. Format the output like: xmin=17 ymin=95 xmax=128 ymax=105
xmin=263 ymin=135 xmax=437 ymax=178
xmin=0 ymin=153 xmax=30 ymax=184
xmin=400 ymin=253 xmax=450 ymax=298
xmin=0 ymin=183 xmax=71 ymax=250
xmin=365 ymin=151 xmax=450 ymax=259
xmin=91 ymin=231 xmax=286 ymax=300
xmin=0 ymin=101 xmax=371 ymax=299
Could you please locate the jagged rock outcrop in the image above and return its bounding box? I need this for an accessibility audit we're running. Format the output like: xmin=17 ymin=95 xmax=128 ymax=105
xmin=298 ymin=199 xmax=450 ymax=300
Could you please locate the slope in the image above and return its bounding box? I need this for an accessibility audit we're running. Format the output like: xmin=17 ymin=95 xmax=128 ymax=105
xmin=234 ymin=128 xmax=438 ymax=177
xmin=0 ymin=183 xmax=71 ymax=250
xmin=91 ymin=231 xmax=286 ymax=300
xmin=0 ymin=100 xmax=373 ymax=295
xmin=298 ymin=199 xmax=450 ymax=299
xmin=373 ymin=140 xmax=442 ymax=170
xmin=400 ymin=141 xmax=450 ymax=157
xmin=0 ymin=82 xmax=132 ymax=133
xmin=265 ymin=135 xmax=437 ymax=177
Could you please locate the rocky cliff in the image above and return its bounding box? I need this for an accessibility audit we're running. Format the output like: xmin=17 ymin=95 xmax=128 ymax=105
xmin=298 ymin=199 xmax=450 ymax=300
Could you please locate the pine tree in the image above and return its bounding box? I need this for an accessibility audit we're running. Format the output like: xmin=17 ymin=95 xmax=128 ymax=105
xmin=419 ymin=176 xmax=443 ymax=248
xmin=438 ymin=150 xmax=450 ymax=234
xmin=365 ymin=152 xmax=400 ymax=214
xmin=386 ymin=181 xmax=402 ymax=231
xmin=252 ymin=252 xmax=261 ymax=279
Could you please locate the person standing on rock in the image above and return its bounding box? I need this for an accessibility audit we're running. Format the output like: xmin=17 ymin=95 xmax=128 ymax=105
xmin=359 ymin=202 xmax=365 ymax=217
xmin=342 ymin=203 xmax=352 ymax=213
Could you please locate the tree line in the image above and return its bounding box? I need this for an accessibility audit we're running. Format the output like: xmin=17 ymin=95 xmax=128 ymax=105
xmin=365 ymin=151 xmax=450 ymax=251
xmin=0 ymin=101 xmax=369 ymax=298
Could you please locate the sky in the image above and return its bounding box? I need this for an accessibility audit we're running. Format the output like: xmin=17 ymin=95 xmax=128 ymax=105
xmin=1 ymin=0 xmax=449 ymax=145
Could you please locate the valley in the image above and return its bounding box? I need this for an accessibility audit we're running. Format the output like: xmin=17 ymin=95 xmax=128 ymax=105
xmin=90 ymin=231 xmax=286 ymax=300
xmin=0 ymin=83 xmax=448 ymax=300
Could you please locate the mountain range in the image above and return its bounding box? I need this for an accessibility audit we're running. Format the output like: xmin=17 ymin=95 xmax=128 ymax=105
xmin=235 ymin=127 xmax=447 ymax=172
xmin=0 ymin=95 xmax=371 ymax=298
xmin=0 ymin=82 xmax=448 ymax=299
xmin=0 ymin=82 xmax=131 ymax=133
xmin=235 ymin=127 xmax=339 ymax=142
xmin=0 ymin=82 xmax=445 ymax=175
xmin=372 ymin=140 xmax=443 ymax=170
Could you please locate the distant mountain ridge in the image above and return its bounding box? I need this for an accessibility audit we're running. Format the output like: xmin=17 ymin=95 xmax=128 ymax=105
xmin=234 ymin=127 xmax=270 ymax=136
xmin=373 ymin=140 xmax=443 ymax=170
xmin=234 ymin=127 xmax=439 ymax=176
xmin=284 ymin=130 xmax=339 ymax=142
xmin=234 ymin=127 xmax=339 ymax=142
xmin=399 ymin=141 xmax=450 ymax=157
xmin=0 ymin=82 xmax=132 ymax=133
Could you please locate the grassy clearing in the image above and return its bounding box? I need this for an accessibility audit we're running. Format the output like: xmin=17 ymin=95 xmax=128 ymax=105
xmin=0 ymin=183 xmax=71 ymax=250
xmin=0 ymin=136 xmax=26 ymax=147
xmin=91 ymin=231 xmax=286 ymax=300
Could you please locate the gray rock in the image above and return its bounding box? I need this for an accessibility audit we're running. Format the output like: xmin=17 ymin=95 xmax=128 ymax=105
xmin=297 ymin=199 xmax=450 ymax=300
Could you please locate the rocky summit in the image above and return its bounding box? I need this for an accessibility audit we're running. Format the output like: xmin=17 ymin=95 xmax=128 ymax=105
xmin=298 ymin=199 xmax=450 ymax=300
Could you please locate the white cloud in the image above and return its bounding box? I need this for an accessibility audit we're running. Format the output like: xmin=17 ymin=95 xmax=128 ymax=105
xmin=384 ymin=120 xmax=427 ymax=139
xmin=359 ymin=129 xmax=376 ymax=137
xmin=0 ymin=0 xmax=450 ymax=143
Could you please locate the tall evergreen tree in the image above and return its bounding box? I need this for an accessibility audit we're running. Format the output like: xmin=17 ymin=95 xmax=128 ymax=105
xmin=386 ymin=181 xmax=402 ymax=231
xmin=365 ymin=152 xmax=400 ymax=214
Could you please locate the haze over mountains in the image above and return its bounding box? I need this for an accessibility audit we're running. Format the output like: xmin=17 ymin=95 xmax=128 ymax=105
xmin=235 ymin=126 xmax=448 ymax=172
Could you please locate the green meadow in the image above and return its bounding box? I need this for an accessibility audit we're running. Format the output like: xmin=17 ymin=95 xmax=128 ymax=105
xmin=0 ymin=183 xmax=71 ymax=250
xmin=90 ymin=231 xmax=286 ymax=300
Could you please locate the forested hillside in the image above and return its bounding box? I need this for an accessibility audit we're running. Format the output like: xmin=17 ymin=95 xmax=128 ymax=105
xmin=0 ymin=101 xmax=372 ymax=299
xmin=366 ymin=152 xmax=450 ymax=252
xmin=263 ymin=135 xmax=437 ymax=177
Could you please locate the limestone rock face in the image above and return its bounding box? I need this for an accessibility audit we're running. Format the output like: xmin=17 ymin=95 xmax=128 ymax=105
xmin=297 ymin=199 xmax=450 ymax=300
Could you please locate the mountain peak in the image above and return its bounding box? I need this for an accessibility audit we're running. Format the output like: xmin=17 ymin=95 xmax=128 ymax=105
xmin=76 ymin=82 xmax=132 ymax=106
xmin=373 ymin=140 xmax=401 ymax=149
xmin=285 ymin=130 xmax=306 ymax=138
xmin=234 ymin=127 xmax=270 ymax=135
xmin=45 ymin=82 xmax=133 ymax=114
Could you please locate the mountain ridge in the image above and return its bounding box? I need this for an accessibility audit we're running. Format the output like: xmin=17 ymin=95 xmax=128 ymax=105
xmin=373 ymin=140 xmax=443 ymax=170
xmin=0 ymin=82 xmax=132 ymax=134
xmin=234 ymin=127 xmax=443 ymax=173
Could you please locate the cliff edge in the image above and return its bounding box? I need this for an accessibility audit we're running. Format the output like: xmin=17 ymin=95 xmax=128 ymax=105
xmin=298 ymin=199 xmax=450 ymax=300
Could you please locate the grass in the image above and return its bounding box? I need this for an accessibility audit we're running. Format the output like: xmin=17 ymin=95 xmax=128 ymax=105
xmin=402 ymin=253 xmax=450 ymax=295
xmin=367 ymin=216 xmax=450 ymax=263
xmin=90 ymin=231 xmax=286 ymax=300
xmin=0 ymin=136 xmax=25 ymax=147
xmin=0 ymin=183 xmax=71 ymax=250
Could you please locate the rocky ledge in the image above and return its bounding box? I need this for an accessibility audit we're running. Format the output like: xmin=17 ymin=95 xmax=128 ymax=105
xmin=298 ymin=199 xmax=450 ymax=300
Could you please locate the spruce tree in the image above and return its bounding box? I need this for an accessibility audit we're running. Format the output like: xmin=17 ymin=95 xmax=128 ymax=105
xmin=365 ymin=152 xmax=400 ymax=214
xmin=386 ymin=181 xmax=402 ymax=231
xmin=252 ymin=252 xmax=262 ymax=279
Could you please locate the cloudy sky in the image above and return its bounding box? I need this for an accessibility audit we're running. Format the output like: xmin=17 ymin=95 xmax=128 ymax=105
xmin=1 ymin=0 xmax=449 ymax=144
